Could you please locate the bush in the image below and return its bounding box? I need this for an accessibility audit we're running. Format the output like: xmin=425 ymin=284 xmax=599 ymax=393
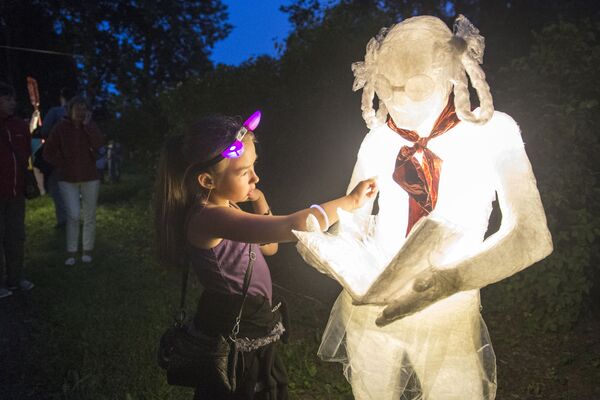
xmin=490 ymin=20 xmax=600 ymax=331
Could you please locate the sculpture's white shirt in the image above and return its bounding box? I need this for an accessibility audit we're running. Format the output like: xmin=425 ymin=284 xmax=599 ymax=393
xmin=355 ymin=111 xmax=503 ymax=259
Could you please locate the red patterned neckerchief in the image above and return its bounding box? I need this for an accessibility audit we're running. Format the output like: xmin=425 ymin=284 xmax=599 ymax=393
xmin=386 ymin=94 xmax=461 ymax=236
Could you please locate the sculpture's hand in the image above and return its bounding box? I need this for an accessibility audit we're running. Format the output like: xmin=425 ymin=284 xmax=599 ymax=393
xmin=375 ymin=267 xmax=461 ymax=326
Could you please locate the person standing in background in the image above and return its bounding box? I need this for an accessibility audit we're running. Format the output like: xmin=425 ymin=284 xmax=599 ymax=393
xmin=43 ymin=96 xmax=105 ymax=266
xmin=39 ymin=87 xmax=73 ymax=229
xmin=0 ymin=81 xmax=35 ymax=299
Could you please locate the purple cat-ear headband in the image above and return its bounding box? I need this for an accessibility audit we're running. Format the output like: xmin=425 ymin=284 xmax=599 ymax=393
xmin=221 ymin=110 xmax=261 ymax=159
xmin=191 ymin=110 xmax=261 ymax=171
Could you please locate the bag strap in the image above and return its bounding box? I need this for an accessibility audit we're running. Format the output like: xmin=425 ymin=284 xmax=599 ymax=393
xmin=230 ymin=244 xmax=255 ymax=340
xmin=178 ymin=244 xmax=255 ymax=341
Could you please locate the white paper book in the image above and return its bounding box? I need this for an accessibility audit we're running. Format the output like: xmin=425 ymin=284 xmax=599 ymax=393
xmin=294 ymin=210 xmax=464 ymax=303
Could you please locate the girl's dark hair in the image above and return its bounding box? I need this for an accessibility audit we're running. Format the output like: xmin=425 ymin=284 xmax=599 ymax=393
xmin=154 ymin=115 xmax=242 ymax=270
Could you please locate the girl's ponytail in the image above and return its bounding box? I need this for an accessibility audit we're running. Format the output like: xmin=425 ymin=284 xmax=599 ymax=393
xmin=154 ymin=135 xmax=191 ymax=270
xmin=154 ymin=115 xmax=243 ymax=270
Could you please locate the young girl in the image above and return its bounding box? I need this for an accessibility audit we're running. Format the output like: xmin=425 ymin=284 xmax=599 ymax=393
xmin=154 ymin=112 xmax=377 ymax=399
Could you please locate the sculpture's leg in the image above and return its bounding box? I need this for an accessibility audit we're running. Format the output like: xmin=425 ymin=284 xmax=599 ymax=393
xmin=343 ymin=290 xmax=496 ymax=400
xmin=340 ymin=290 xmax=430 ymax=400
xmin=346 ymin=315 xmax=412 ymax=400
xmin=414 ymin=299 xmax=496 ymax=400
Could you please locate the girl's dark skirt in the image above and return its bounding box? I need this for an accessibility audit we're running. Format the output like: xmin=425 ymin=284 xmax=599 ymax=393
xmin=193 ymin=291 xmax=289 ymax=400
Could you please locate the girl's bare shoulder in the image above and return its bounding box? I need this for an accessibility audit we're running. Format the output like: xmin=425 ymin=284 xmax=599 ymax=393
xmin=187 ymin=205 xmax=234 ymax=249
xmin=187 ymin=204 xmax=244 ymax=236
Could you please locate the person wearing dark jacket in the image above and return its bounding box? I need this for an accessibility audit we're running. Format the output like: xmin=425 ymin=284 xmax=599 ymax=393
xmin=43 ymin=96 xmax=105 ymax=266
xmin=0 ymin=82 xmax=35 ymax=299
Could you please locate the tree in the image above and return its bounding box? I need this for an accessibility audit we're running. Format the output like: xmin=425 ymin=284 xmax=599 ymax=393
xmin=0 ymin=0 xmax=231 ymax=108
xmin=0 ymin=0 xmax=78 ymax=114
xmin=491 ymin=19 xmax=600 ymax=331
xmin=53 ymin=0 xmax=231 ymax=103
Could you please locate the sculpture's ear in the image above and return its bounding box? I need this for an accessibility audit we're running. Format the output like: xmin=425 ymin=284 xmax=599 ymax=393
xmin=374 ymin=74 xmax=393 ymax=102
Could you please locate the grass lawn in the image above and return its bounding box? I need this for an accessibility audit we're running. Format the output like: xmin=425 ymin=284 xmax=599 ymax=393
xmin=4 ymin=165 xmax=598 ymax=399
xmin=14 ymin=167 xmax=351 ymax=399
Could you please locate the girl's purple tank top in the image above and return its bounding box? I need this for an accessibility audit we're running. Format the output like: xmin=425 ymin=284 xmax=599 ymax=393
xmin=189 ymin=239 xmax=273 ymax=304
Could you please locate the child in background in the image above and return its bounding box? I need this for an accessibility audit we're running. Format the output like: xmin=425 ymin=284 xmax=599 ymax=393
xmin=154 ymin=112 xmax=377 ymax=399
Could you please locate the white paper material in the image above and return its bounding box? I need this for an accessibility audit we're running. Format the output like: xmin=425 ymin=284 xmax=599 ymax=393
xmin=294 ymin=14 xmax=552 ymax=400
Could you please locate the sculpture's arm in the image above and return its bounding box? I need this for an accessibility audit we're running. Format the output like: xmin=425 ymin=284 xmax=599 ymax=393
xmin=377 ymin=116 xmax=553 ymax=325
xmin=345 ymin=135 xmax=377 ymax=221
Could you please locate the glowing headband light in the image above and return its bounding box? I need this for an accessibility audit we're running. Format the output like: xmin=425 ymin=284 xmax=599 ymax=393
xmin=221 ymin=110 xmax=261 ymax=159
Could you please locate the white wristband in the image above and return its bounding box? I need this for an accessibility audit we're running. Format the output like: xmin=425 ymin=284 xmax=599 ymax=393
xmin=310 ymin=204 xmax=329 ymax=231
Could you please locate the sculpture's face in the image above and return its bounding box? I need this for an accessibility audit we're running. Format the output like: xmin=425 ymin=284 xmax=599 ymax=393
xmin=376 ymin=31 xmax=450 ymax=130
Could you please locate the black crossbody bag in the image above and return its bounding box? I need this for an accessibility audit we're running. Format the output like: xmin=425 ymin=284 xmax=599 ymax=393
xmin=157 ymin=244 xmax=255 ymax=392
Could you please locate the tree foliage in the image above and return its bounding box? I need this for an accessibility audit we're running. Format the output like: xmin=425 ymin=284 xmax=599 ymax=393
xmin=53 ymin=0 xmax=231 ymax=101
xmin=0 ymin=0 xmax=78 ymax=112
xmin=0 ymin=0 xmax=230 ymax=108
xmin=3 ymin=0 xmax=598 ymax=331
xmin=490 ymin=19 xmax=600 ymax=331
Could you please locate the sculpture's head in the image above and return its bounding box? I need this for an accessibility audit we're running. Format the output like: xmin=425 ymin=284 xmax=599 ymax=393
xmin=352 ymin=15 xmax=494 ymax=130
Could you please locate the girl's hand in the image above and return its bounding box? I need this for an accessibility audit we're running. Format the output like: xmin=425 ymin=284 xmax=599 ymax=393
xmin=247 ymin=188 xmax=263 ymax=202
xmin=348 ymin=177 xmax=378 ymax=209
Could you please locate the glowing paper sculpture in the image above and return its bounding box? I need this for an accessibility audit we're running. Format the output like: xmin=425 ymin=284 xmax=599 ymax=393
xmin=294 ymin=15 xmax=552 ymax=400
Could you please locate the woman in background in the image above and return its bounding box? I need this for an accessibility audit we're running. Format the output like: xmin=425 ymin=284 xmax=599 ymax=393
xmin=44 ymin=96 xmax=105 ymax=266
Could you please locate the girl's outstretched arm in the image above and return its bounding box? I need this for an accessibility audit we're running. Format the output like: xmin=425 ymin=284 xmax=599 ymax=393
xmin=247 ymin=189 xmax=278 ymax=256
xmin=188 ymin=178 xmax=378 ymax=249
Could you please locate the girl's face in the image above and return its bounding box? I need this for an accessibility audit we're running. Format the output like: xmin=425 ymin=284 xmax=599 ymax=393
xmin=211 ymin=137 xmax=259 ymax=205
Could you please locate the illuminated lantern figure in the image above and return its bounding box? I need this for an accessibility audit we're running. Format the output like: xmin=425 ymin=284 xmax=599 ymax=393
xmin=294 ymin=15 xmax=553 ymax=400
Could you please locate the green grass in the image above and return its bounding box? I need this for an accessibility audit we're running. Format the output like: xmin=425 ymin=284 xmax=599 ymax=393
xmin=21 ymin=166 xmax=600 ymax=400
xmin=23 ymin=166 xmax=351 ymax=399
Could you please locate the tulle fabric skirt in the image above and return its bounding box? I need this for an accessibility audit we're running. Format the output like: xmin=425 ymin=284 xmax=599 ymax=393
xmin=318 ymin=290 xmax=497 ymax=400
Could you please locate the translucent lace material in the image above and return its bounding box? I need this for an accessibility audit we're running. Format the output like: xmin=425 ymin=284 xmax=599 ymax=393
xmin=318 ymin=291 xmax=497 ymax=400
